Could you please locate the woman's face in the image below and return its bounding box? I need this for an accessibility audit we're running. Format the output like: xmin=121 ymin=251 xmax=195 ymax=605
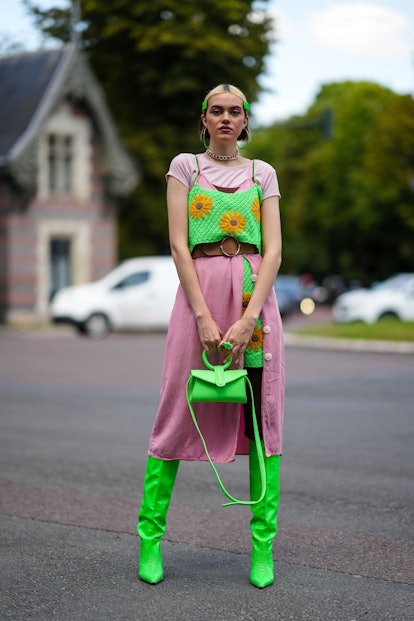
xmin=202 ymin=92 xmax=248 ymax=145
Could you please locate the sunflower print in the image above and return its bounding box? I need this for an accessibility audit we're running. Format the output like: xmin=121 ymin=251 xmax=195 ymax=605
xmin=219 ymin=210 xmax=246 ymax=236
xmin=189 ymin=193 xmax=214 ymax=220
xmin=252 ymin=197 xmax=261 ymax=223
xmin=242 ymin=292 xmax=251 ymax=314
xmin=247 ymin=325 xmax=264 ymax=352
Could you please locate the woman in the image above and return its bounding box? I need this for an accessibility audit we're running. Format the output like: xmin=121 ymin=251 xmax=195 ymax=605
xmin=137 ymin=84 xmax=284 ymax=589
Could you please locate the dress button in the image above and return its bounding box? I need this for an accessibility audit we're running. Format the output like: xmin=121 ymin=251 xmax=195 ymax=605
xmin=251 ymin=273 xmax=257 ymax=283
xmin=264 ymin=352 xmax=272 ymax=361
xmin=263 ymin=325 xmax=271 ymax=334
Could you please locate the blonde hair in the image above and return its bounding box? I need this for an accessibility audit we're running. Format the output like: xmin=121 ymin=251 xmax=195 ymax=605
xmin=199 ymin=84 xmax=250 ymax=143
xmin=204 ymin=84 xmax=247 ymax=106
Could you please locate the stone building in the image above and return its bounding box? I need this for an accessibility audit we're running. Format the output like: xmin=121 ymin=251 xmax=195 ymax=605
xmin=0 ymin=44 xmax=138 ymax=324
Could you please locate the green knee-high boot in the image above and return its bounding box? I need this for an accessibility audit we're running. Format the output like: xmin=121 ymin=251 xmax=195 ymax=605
xmin=137 ymin=456 xmax=179 ymax=584
xmin=249 ymin=440 xmax=280 ymax=589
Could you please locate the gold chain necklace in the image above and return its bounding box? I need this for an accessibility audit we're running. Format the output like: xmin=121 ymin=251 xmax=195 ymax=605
xmin=206 ymin=148 xmax=239 ymax=161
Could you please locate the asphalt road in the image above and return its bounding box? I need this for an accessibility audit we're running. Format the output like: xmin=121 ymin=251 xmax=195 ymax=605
xmin=0 ymin=326 xmax=413 ymax=620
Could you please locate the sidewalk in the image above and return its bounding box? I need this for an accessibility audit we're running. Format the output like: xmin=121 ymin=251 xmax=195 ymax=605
xmin=283 ymin=307 xmax=414 ymax=354
xmin=284 ymin=332 xmax=414 ymax=354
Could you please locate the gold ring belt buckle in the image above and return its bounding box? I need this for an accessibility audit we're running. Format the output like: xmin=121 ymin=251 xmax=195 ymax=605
xmin=220 ymin=237 xmax=240 ymax=257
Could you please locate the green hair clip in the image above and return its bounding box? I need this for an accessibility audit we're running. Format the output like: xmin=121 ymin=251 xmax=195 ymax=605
xmin=201 ymin=101 xmax=207 ymax=111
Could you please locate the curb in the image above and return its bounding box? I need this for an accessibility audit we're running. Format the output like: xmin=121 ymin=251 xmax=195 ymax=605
xmin=284 ymin=333 xmax=414 ymax=354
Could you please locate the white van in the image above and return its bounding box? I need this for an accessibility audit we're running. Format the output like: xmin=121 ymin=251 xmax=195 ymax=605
xmin=50 ymin=256 xmax=179 ymax=337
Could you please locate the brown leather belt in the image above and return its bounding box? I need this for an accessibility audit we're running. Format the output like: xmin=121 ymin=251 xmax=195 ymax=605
xmin=192 ymin=237 xmax=258 ymax=259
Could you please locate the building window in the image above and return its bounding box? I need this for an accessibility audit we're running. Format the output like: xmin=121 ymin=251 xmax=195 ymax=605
xmin=49 ymin=237 xmax=72 ymax=300
xmin=38 ymin=102 xmax=91 ymax=200
xmin=48 ymin=134 xmax=73 ymax=195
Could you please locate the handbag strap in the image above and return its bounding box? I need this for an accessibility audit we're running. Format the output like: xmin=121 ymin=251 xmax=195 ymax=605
xmin=185 ymin=374 xmax=266 ymax=507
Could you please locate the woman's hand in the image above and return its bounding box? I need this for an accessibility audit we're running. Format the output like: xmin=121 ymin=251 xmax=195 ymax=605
xmin=196 ymin=315 xmax=223 ymax=352
xmin=220 ymin=315 xmax=257 ymax=363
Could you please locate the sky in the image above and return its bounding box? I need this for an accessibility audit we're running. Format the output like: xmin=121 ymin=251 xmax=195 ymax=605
xmin=1 ymin=0 xmax=413 ymax=126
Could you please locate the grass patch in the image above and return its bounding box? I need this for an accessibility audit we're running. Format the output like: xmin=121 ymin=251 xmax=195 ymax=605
xmin=293 ymin=318 xmax=414 ymax=342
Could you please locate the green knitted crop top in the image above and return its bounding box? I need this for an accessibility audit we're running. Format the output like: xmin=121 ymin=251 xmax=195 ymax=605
xmin=187 ymin=156 xmax=263 ymax=254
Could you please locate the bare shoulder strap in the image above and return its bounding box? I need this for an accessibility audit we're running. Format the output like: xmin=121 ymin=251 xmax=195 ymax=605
xmin=252 ymin=159 xmax=258 ymax=183
xmin=191 ymin=154 xmax=200 ymax=185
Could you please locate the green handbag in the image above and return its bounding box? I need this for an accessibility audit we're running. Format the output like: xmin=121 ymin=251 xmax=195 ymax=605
xmin=187 ymin=351 xmax=248 ymax=404
xmin=186 ymin=348 xmax=266 ymax=507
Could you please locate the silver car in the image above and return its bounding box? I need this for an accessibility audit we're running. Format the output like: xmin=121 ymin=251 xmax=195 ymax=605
xmin=332 ymin=273 xmax=414 ymax=323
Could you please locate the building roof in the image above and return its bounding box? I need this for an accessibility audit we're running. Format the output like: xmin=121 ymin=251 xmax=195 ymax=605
xmin=0 ymin=45 xmax=138 ymax=196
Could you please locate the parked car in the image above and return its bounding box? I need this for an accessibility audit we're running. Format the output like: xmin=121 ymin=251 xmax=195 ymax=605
xmin=50 ymin=256 xmax=180 ymax=337
xmin=274 ymin=275 xmax=303 ymax=317
xmin=332 ymin=273 xmax=414 ymax=324
xmin=274 ymin=275 xmax=316 ymax=317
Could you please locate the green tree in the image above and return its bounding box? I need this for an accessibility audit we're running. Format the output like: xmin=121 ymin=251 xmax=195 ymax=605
xmin=354 ymin=94 xmax=414 ymax=278
xmin=247 ymin=81 xmax=414 ymax=283
xmin=25 ymin=0 xmax=275 ymax=257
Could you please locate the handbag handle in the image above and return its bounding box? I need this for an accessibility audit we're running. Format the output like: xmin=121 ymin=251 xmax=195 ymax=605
xmin=202 ymin=349 xmax=232 ymax=371
xmin=186 ymin=371 xmax=266 ymax=507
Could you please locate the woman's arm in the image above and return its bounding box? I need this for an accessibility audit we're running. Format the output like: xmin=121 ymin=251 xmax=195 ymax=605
xmin=221 ymin=195 xmax=282 ymax=361
xmin=167 ymin=176 xmax=223 ymax=350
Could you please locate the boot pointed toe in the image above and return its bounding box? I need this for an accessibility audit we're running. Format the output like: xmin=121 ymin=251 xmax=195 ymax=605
xmin=139 ymin=539 xmax=164 ymax=584
xmin=250 ymin=541 xmax=274 ymax=588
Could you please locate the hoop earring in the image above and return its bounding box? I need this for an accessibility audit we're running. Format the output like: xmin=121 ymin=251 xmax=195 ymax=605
xmin=201 ymin=127 xmax=210 ymax=149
